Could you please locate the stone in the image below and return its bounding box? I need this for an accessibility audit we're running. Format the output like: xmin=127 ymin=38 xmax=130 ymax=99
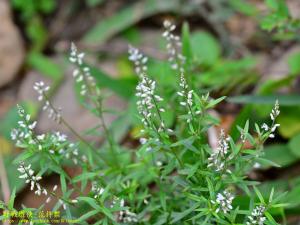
xmin=0 ymin=0 xmax=25 ymax=87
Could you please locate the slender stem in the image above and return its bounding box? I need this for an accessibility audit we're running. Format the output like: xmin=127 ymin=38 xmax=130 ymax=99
xmin=42 ymin=94 xmax=108 ymax=166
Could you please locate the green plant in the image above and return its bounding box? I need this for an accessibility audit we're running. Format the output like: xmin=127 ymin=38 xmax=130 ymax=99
xmin=260 ymin=0 xmax=300 ymax=40
xmin=1 ymin=21 xmax=287 ymax=225
xmin=11 ymin=0 xmax=56 ymax=51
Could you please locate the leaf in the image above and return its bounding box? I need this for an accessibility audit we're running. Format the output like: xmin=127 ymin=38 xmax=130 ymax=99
xmin=78 ymin=197 xmax=101 ymax=210
xmin=89 ymin=64 xmax=136 ymax=99
xmin=190 ymin=31 xmax=221 ymax=65
xmin=181 ymin=22 xmax=192 ymax=61
xmin=60 ymin=174 xmax=67 ymax=194
xmin=86 ymin=0 xmax=105 ymax=7
xmin=206 ymin=96 xmax=226 ymax=109
xmin=254 ymin=186 xmax=265 ymax=204
xmin=27 ymin=52 xmax=63 ymax=81
xmin=257 ymin=76 xmax=295 ymax=95
xmin=288 ymin=52 xmax=300 ymax=75
xmin=171 ymin=203 xmax=199 ymax=223
xmin=77 ymin=209 xmax=99 ymax=222
xmin=262 ymin=144 xmax=297 ymax=169
xmin=229 ymin=0 xmax=257 ymax=16
xmin=73 ymin=172 xmax=98 ymax=183
xmin=8 ymin=188 xmax=16 ymax=210
xmin=288 ymin=133 xmax=300 ymax=158
xmin=83 ymin=0 xmax=180 ymax=44
xmin=278 ymin=106 xmax=300 ymax=138
xmin=228 ymin=95 xmax=300 ymax=106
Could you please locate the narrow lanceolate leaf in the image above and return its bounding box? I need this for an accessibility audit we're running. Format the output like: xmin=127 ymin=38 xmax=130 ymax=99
xmin=83 ymin=0 xmax=180 ymax=44
xmin=228 ymin=95 xmax=300 ymax=105
xmin=171 ymin=203 xmax=199 ymax=223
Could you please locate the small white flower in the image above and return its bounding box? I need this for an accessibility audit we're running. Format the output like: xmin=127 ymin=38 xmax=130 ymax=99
xmin=211 ymin=190 xmax=234 ymax=214
xmin=139 ymin=138 xmax=147 ymax=145
xmin=69 ymin=43 xmax=96 ymax=96
xmin=128 ymin=45 xmax=148 ymax=77
xmin=247 ymin=205 xmax=266 ymax=225
xmin=163 ymin=20 xmax=185 ymax=72
xmin=208 ymin=129 xmax=231 ymax=173
xmin=18 ymin=162 xmax=48 ymax=197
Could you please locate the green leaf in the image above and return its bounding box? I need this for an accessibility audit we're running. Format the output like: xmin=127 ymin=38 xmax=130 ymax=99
xmin=288 ymin=52 xmax=300 ymax=75
xmin=171 ymin=203 xmax=199 ymax=223
xmin=229 ymin=0 xmax=257 ymax=16
xmin=73 ymin=172 xmax=98 ymax=183
xmin=60 ymin=174 xmax=67 ymax=194
xmin=27 ymin=53 xmax=63 ymax=81
xmin=258 ymin=76 xmax=295 ymax=95
xmin=254 ymin=186 xmax=265 ymax=204
xmin=86 ymin=0 xmax=105 ymax=7
xmin=8 ymin=188 xmax=16 ymax=210
xmin=228 ymin=95 xmax=300 ymax=106
xmin=89 ymin=64 xmax=136 ymax=99
xmin=288 ymin=133 xmax=300 ymax=158
xmin=181 ymin=22 xmax=192 ymax=61
xmin=206 ymin=96 xmax=226 ymax=109
xmin=278 ymin=106 xmax=300 ymax=138
xmin=83 ymin=0 xmax=180 ymax=44
xmin=190 ymin=31 xmax=221 ymax=65
xmin=78 ymin=197 xmax=101 ymax=210
xmin=77 ymin=210 xmax=99 ymax=222
xmin=262 ymin=144 xmax=297 ymax=168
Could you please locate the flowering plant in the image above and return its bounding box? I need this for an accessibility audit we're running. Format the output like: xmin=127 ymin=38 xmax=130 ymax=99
xmin=1 ymin=21 xmax=287 ymax=225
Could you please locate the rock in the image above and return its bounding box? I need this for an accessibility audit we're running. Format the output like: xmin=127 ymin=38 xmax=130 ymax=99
xmin=0 ymin=0 xmax=25 ymax=87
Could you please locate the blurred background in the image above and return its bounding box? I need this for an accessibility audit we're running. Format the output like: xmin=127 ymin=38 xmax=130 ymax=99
xmin=1 ymin=0 xmax=300 ymax=223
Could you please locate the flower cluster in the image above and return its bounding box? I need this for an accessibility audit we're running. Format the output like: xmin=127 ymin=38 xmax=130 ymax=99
xmin=11 ymin=105 xmax=40 ymax=148
xmin=69 ymin=43 xmax=96 ymax=96
xmin=117 ymin=199 xmax=138 ymax=223
xmin=91 ymin=182 xmax=104 ymax=199
xmin=18 ymin=162 xmax=47 ymax=196
xmin=128 ymin=45 xmax=148 ymax=77
xmin=162 ymin=20 xmax=185 ymax=72
xmin=208 ymin=129 xmax=231 ymax=173
xmin=46 ymin=185 xmax=58 ymax=203
xmin=49 ymin=132 xmax=81 ymax=165
xmin=136 ymin=74 xmax=166 ymax=132
xmin=247 ymin=205 xmax=266 ymax=225
xmin=211 ymin=190 xmax=234 ymax=214
xmin=33 ymin=81 xmax=62 ymax=123
xmin=177 ymin=73 xmax=200 ymax=123
xmin=261 ymin=100 xmax=280 ymax=138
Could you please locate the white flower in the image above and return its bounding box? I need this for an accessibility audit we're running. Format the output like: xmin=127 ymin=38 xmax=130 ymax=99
xmin=208 ymin=129 xmax=231 ymax=173
xmin=33 ymin=81 xmax=62 ymax=123
xmin=128 ymin=45 xmax=148 ymax=77
xmin=69 ymin=43 xmax=96 ymax=96
xmin=270 ymin=100 xmax=280 ymax=121
xmin=261 ymin=101 xmax=280 ymax=139
xmin=163 ymin=20 xmax=185 ymax=72
xmin=18 ymin=162 xmax=48 ymax=197
xmin=91 ymin=182 xmax=105 ymax=199
xmin=261 ymin=123 xmax=269 ymax=131
xmin=247 ymin=206 xmax=266 ymax=225
xmin=136 ymin=74 xmax=165 ymax=128
xmin=177 ymin=73 xmax=196 ymax=123
xmin=211 ymin=190 xmax=234 ymax=214
xmin=33 ymin=81 xmax=50 ymax=101
xmin=139 ymin=138 xmax=147 ymax=145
